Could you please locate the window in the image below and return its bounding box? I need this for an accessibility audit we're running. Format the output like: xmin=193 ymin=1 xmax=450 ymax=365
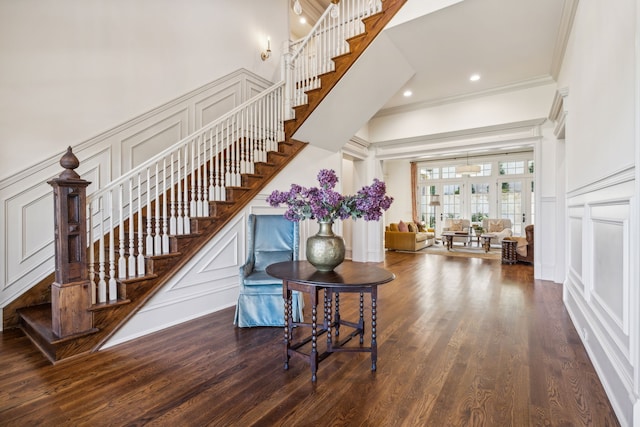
xmin=419 ymin=167 xmax=439 ymax=180
xmin=441 ymin=166 xmax=457 ymax=179
xmin=499 ymin=161 xmax=525 ymax=175
xmin=475 ymin=163 xmax=492 ymax=177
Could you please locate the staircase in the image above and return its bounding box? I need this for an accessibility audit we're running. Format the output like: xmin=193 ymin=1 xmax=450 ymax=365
xmin=9 ymin=0 xmax=407 ymax=363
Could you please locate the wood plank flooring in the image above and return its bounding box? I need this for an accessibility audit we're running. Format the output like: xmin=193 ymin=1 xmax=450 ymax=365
xmin=0 ymin=251 xmax=620 ymax=426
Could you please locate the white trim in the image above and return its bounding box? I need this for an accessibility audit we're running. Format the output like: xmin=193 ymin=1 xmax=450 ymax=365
xmin=566 ymin=166 xmax=635 ymax=199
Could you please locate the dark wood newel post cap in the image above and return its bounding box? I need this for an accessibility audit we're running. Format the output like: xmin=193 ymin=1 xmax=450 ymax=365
xmin=58 ymin=146 xmax=81 ymax=180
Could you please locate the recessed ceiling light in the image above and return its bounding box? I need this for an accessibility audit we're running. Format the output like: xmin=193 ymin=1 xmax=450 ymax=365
xmin=300 ymin=17 xmax=307 ymax=24
xmin=403 ymin=90 xmax=413 ymax=97
xmin=470 ymin=74 xmax=480 ymax=82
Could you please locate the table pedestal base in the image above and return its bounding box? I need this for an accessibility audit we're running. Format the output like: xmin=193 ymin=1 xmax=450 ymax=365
xmin=284 ymin=283 xmax=378 ymax=382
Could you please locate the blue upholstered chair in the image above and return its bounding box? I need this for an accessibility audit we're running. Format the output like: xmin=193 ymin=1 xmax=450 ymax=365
xmin=234 ymin=214 xmax=304 ymax=327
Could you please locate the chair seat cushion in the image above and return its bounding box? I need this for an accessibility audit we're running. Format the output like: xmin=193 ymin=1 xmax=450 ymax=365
xmin=243 ymin=270 xmax=284 ymax=286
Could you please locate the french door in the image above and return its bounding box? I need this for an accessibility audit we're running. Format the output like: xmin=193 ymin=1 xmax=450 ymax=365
xmin=496 ymin=178 xmax=534 ymax=236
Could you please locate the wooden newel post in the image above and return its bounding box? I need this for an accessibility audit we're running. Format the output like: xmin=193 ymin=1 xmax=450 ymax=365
xmin=47 ymin=147 xmax=94 ymax=338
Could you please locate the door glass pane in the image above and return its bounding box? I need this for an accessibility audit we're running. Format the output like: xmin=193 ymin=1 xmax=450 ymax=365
xmin=530 ymin=180 xmax=535 ymax=226
xmin=471 ymin=183 xmax=490 ymax=224
xmin=500 ymin=180 xmax=522 ymax=235
xmin=418 ymin=185 xmax=437 ymax=228
xmin=442 ymin=184 xmax=461 ymax=219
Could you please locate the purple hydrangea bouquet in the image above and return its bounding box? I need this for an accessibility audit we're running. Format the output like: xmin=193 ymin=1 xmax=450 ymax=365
xmin=266 ymin=169 xmax=393 ymax=223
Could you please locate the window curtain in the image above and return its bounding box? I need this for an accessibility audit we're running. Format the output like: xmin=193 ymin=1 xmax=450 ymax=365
xmin=411 ymin=162 xmax=419 ymax=224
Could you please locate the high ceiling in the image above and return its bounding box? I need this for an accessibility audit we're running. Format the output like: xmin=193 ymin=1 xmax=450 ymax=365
xmin=291 ymin=0 xmax=571 ymax=116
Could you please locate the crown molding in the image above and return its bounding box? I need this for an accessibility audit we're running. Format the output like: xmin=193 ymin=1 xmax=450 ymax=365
xmin=550 ymin=0 xmax=580 ymax=80
xmin=373 ymin=119 xmax=546 ymax=161
xmin=548 ymin=87 xmax=569 ymax=138
xmin=342 ymin=136 xmax=371 ymax=160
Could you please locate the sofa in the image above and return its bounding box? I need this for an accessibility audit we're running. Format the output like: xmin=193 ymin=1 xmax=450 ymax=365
xmin=385 ymin=220 xmax=435 ymax=251
xmin=481 ymin=218 xmax=513 ymax=244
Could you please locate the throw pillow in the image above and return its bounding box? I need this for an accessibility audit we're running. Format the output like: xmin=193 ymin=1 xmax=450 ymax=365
xmin=416 ymin=222 xmax=426 ymax=232
xmin=407 ymin=223 xmax=416 ymax=232
xmin=488 ymin=220 xmax=504 ymax=233
xmin=450 ymin=220 xmax=463 ymax=232
xmin=389 ymin=223 xmax=399 ymax=231
xmin=397 ymin=220 xmax=409 ymax=232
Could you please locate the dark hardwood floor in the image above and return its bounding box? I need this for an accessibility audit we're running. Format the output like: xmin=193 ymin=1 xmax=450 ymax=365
xmin=0 ymin=251 xmax=620 ymax=426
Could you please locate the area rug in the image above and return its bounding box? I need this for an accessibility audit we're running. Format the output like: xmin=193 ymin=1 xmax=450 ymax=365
xmin=397 ymin=242 xmax=501 ymax=260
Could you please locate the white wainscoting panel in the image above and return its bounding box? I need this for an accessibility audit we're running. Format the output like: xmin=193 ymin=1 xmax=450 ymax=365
xmin=567 ymin=206 xmax=584 ymax=294
xmin=0 ymin=69 xmax=272 ymax=321
xmin=563 ymin=170 xmax=637 ymax=427
xmin=102 ymin=215 xmax=245 ymax=349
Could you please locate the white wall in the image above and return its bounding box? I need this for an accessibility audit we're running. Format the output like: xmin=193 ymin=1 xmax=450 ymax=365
xmin=557 ymin=2 xmax=636 ymax=192
xmin=0 ymin=0 xmax=288 ymax=181
xmin=556 ymin=0 xmax=639 ymax=425
xmin=382 ymin=159 xmax=412 ymax=224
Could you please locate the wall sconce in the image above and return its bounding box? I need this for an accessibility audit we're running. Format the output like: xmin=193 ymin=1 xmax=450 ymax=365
xmin=261 ymin=37 xmax=271 ymax=61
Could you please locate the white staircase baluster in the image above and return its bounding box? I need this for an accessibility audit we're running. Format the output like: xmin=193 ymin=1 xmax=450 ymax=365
xmin=208 ymin=130 xmax=215 ymax=202
xmin=154 ymin=163 xmax=162 ymax=254
xmin=118 ymin=184 xmax=126 ymax=278
xmin=161 ymin=159 xmax=170 ymax=254
xmin=137 ymin=173 xmax=145 ymax=276
xmin=201 ymin=137 xmax=210 ymax=217
xmin=218 ymin=125 xmax=225 ymax=201
xmin=88 ymin=200 xmax=95 ymax=305
xmin=189 ymin=140 xmax=197 ymax=218
xmin=176 ymin=149 xmax=184 ymax=235
xmin=183 ymin=145 xmax=191 ymax=234
xmin=127 ymin=178 xmax=136 ymax=277
xmin=225 ymin=119 xmax=232 ymax=188
xmin=169 ymin=153 xmax=177 ymax=235
xmin=98 ymin=196 xmax=107 ymax=304
xmin=196 ymin=136 xmax=204 ymax=216
xmin=145 ymin=168 xmax=153 ymax=256
xmin=108 ymin=190 xmax=117 ymax=302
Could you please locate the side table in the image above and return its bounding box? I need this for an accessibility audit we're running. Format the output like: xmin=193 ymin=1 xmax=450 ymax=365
xmin=266 ymin=260 xmax=395 ymax=382
xmin=502 ymin=239 xmax=517 ymax=264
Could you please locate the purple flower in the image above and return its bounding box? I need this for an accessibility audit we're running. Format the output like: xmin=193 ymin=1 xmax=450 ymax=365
xmin=266 ymin=169 xmax=393 ymax=223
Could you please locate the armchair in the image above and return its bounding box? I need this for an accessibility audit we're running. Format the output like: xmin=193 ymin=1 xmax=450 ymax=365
xmin=481 ymin=218 xmax=513 ymax=244
xmin=234 ymin=214 xmax=304 ymax=327
xmin=516 ymin=224 xmax=534 ymax=263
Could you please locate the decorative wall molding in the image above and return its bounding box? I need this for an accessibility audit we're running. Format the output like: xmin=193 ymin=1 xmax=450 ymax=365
xmin=342 ymin=136 xmax=371 ymax=160
xmin=567 ymin=166 xmax=635 ymax=199
xmin=548 ymin=87 xmax=569 ymax=138
xmin=0 ymin=69 xmax=272 ymax=313
xmin=564 ymin=175 xmax=637 ymax=426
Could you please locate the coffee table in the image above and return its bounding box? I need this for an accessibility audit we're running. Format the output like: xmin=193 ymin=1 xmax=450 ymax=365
xmin=266 ymin=260 xmax=395 ymax=382
xmin=441 ymin=231 xmax=470 ymax=250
